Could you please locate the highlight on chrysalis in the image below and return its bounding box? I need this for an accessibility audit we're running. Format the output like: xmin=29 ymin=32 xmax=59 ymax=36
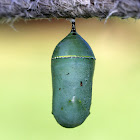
xmin=51 ymin=19 xmax=96 ymax=128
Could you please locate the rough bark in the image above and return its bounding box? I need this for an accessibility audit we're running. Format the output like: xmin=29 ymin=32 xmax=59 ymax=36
xmin=0 ymin=0 xmax=140 ymax=23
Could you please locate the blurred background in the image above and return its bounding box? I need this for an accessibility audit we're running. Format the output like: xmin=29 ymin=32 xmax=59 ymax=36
xmin=0 ymin=18 xmax=140 ymax=140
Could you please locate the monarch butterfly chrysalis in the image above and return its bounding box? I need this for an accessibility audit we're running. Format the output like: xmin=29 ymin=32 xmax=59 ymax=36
xmin=51 ymin=19 xmax=96 ymax=128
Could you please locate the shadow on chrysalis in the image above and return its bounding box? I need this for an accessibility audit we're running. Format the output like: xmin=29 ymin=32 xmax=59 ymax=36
xmin=51 ymin=19 xmax=96 ymax=128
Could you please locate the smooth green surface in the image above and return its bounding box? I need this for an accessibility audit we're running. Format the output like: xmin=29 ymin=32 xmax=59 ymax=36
xmin=52 ymin=32 xmax=95 ymax=59
xmin=52 ymin=58 xmax=95 ymax=128
xmin=52 ymin=31 xmax=95 ymax=128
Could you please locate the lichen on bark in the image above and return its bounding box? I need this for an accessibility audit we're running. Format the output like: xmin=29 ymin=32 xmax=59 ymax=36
xmin=0 ymin=0 xmax=140 ymax=24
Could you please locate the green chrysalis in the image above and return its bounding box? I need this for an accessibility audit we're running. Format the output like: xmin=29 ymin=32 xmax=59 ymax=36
xmin=51 ymin=20 xmax=96 ymax=128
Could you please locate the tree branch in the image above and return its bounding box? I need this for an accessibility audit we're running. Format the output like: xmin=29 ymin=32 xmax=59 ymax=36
xmin=0 ymin=0 xmax=140 ymax=23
